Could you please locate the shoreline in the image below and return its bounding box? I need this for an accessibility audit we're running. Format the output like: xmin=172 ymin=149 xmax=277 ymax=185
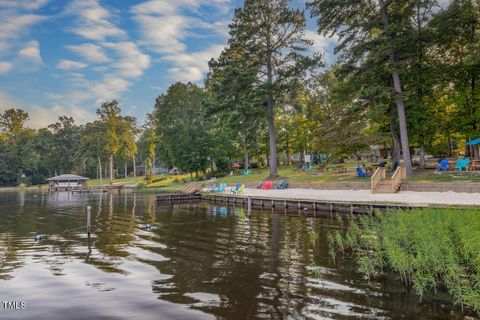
xmin=216 ymin=187 xmax=480 ymax=208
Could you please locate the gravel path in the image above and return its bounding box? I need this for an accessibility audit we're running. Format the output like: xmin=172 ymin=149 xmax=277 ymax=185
xmin=236 ymin=188 xmax=480 ymax=206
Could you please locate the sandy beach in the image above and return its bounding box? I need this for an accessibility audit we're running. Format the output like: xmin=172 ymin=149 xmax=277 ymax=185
xmin=233 ymin=188 xmax=480 ymax=206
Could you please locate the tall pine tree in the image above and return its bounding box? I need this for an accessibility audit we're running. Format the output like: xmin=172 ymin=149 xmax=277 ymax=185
xmin=227 ymin=0 xmax=321 ymax=177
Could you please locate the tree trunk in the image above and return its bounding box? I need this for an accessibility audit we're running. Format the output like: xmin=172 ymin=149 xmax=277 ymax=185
xmin=419 ymin=142 xmax=425 ymax=169
xmin=109 ymin=154 xmax=113 ymax=185
xmin=98 ymin=156 xmax=103 ymax=184
xmin=152 ymin=156 xmax=156 ymax=176
xmin=448 ymin=137 xmax=453 ymax=157
xmin=104 ymin=160 xmax=108 ymax=178
xmin=124 ymin=161 xmax=128 ymax=178
xmin=132 ymin=156 xmax=136 ymax=177
xmin=286 ymin=131 xmax=290 ymax=165
xmin=244 ymin=136 xmax=249 ymax=171
xmin=390 ymin=106 xmax=401 ymax=162
xmin=266 ymin=54 xmax=278 ymax=177
xmin=379 ymin=0 xmax=413 ymax=176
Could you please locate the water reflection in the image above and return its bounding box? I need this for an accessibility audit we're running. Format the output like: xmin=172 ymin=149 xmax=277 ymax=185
xmin=0 ymin=191 xmax=470 ymax=319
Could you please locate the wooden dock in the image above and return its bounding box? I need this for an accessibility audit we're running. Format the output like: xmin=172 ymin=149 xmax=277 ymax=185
xmin=156 ymin=193 xmax=203 ymax=202
xmin=155 ymin=192 xmax=470 ymax=214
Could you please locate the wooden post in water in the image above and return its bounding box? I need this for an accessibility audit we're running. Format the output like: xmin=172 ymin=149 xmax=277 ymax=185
xmin=247 ymin=197 xmax=252 ymax=217
xmin=86 ymin=206 xmax=91 ymax=235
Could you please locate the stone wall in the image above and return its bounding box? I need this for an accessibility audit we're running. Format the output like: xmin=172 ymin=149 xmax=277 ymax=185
xmin=246 ymin=181 xmax=480 ymax=193
xmin=402 ymin=182 xmax=480 ymax=193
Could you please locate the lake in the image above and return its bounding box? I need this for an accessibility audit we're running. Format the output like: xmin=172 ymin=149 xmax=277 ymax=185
xmin=0 ymin=191 xmax=468 ymax=319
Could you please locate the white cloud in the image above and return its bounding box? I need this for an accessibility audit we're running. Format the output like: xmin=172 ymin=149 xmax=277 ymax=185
xmin=18 ymin=40 xmax=42 ymax=64
xmin=66 ymin=0 xmax=126 ymax=41
xmin=164 ymin=44 xmax=224 ymax=82
xmin=0 ymin=14 xmax=46 ymax=53
xmin=57 ymin=59 xmax=87 ymax=70
xmin=0 ymin=0 xmax=49 ymax=10
xmin=304 ymin=30 xmax=338 ymax=61
xmin=89 ymin=75 xmax=131 ymax=103
xmin=0 ymin=61 xmax=13 ymax=75
xmin=0 ymin=90 xmax=96 ymax=128
xmin=132 ymin=0 xmax=232 ymax=82
xmin=66 ymin=43 xmax=110 ymax=63
xmin=103 ymin=42 xmax=151 ymax=78
xmin=131 ymin=0 xmax=200 ymax=16
xmin=134 ymin=14 xmax=188 ymax=54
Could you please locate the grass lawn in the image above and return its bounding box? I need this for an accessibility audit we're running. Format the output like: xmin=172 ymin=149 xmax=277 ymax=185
xmin=4 ymin=161 xmax=480 ymax=191
xmin=409 ymin=169 xmax=480 ymax=183
xmin=217 ymin=161 xmax=480 ymax=186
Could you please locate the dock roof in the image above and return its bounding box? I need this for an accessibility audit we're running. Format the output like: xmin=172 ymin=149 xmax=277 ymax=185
xmin=46 ymin=174 xmax=90 ymax=181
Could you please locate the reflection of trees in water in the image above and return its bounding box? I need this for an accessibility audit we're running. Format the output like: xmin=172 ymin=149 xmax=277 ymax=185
xmin=149 ymin=206 xmax=319 ymax=319
xmin=82 ymin=192 xmax=141 ymax=274
xmin=0 ymin=234 xmax=23 ymax=280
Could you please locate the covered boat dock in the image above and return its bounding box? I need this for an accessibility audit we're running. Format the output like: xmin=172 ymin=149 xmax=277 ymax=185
xmin=47 ymin=174 xmax=89 ymax=191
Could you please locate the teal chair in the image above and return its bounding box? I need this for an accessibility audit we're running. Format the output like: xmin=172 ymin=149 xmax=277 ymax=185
xmin=456 ymin=157 xmax=470 ymax=171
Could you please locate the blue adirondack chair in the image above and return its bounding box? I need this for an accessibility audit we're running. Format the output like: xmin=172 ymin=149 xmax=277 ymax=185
xmin=456 ymin=157 xmax=470 ymax=171
xmin=356 ymin=167 xmax=368 ymax=177
xmin=230 ymin=183 xmax=240 ymax=194
xmin=214 ymin=183 xmax=226 ymax=193
xmin=437 ymin=159 xmax=449 ymax=171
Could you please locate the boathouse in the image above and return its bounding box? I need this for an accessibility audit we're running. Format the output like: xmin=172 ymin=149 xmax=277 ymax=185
xmin=47 ymin=174 xmax=89 ymax=191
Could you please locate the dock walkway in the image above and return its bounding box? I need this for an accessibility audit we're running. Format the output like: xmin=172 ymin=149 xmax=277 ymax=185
xmin=157 ymin=188 xmax=480 ymax=214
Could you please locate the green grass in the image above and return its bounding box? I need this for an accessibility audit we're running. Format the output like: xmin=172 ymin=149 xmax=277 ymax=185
xmin=329 ymin=208 xmax=480 ymax=313
xmin=409 ymin=169 xmax=480 ymax=183
xmin=217 ymin=162 xmax=371 ymax=185
xmin=3 ymin=161 xmax=480 ymax=191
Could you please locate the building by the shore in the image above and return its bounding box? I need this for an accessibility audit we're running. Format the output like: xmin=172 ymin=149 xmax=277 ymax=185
xmin=47 ymin=174 xmax=89 ymax=191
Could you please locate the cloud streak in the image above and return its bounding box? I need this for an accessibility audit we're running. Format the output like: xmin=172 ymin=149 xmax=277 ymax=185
xmin=132 ymin=0 xmax=232 ymax=82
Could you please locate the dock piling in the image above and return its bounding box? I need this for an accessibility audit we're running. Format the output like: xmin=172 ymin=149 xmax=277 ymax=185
xmin=86 ymin=205 xmax=91 ymax=235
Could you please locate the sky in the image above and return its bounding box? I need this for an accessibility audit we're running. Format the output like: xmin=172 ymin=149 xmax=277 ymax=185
xmin=0 ymin=0 xmax=337 ymax=128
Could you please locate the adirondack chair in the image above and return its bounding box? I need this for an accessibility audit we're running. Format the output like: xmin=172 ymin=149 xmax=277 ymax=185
xmin=356 ymin=167 xmax=368 ymax=177
xmin=436 ymin=159 xmax=449 ymax=171
xmin=214 ymin=183 xmax=226 ymax=193
xmin=391 ymin=160 xmax=399 ymax=172
xmin=234 ymin=184 xmax=245 ymax=194
xmin=456 ymin=157 xmax=470 ymax=171
xmin=207 ymin=182 xmax=217 ymax=192
xmin=277 ymin=179 xmax=289 ymax=189
xmin=261 ymin=181 xmax=273 ymax=190
xmin=230 ymin=183 xmax=240 ymax=194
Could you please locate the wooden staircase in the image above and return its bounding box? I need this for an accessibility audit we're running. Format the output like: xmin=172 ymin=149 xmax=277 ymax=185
xmin=371 ymin=165 xmax=406 ymax=194
xmin=182 ymin=182 xmax=204 ymax=194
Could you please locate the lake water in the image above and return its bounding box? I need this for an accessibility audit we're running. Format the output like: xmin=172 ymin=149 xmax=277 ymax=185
xmin=0 ymin=191 xmax=469 ymax=319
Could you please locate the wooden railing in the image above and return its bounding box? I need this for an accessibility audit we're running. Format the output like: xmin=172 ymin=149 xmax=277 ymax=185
xmin=391 ymin=165 xmax=406 ymax=192
xmin=371 ymin=167 xmax=386 ymax=191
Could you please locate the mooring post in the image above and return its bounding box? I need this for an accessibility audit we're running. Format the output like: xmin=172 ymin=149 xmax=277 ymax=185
xmin=86 ymin=205 xmax=91 ymax=235
xmin=247 ymin=197 xmax=252 ymax=216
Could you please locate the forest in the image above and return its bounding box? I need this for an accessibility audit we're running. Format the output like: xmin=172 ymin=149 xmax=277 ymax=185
xmin=0 ymin=0 xmax=478 ymax=186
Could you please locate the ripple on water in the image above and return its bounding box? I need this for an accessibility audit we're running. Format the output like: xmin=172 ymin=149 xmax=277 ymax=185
xmin=0 ymin=193 xmax=471 ymax=320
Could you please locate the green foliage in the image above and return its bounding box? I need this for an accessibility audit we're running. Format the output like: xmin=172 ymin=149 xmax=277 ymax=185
xmin=153 ymin=82 xmax=226 ymax=176
xmin=214 ymin=0 xmax=322 ymax=177
xmin=330 ymin=209 xmax=480 ymax=312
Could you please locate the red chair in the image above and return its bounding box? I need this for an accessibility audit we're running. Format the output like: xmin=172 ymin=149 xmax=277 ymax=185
xmin=261 ymin=181 xmax=273 ymax=190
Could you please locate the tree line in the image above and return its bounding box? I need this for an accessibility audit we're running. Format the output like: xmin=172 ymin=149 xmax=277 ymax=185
xmin=0 ymin=0 xmax=478 ymax=185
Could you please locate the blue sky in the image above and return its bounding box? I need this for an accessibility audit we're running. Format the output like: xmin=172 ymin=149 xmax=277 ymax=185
xmin=0 ymin=0 xmax=337 ymax=128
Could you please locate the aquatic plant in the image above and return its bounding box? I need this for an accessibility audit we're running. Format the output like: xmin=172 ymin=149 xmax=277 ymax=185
xmin=329 ymin=208 xmax=480 ymax=312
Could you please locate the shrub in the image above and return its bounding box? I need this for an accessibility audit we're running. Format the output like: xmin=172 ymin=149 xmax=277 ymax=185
xmin=329 ymin=208 xmax=480 ymax=313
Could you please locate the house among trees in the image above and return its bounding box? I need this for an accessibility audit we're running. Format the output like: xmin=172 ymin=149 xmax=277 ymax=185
xmin=47 ymin=174 xmax=89 ymax=191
